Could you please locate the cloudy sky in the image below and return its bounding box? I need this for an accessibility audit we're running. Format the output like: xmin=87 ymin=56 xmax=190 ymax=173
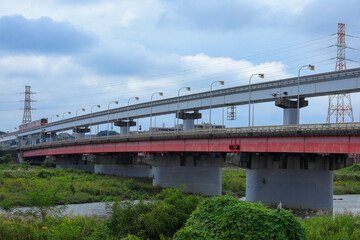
xmin=0 ymin=0 xmax=359 ymax=132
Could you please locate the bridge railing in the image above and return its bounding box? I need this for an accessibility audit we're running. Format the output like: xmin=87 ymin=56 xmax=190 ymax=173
xmin=17 ymin=122 xmax=360 ymax=149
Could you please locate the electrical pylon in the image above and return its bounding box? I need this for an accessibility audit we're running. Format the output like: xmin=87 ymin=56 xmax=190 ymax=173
xmin=22 ymin=86 xmax=35 ymax=124
xmin=326 ymin=23 xmax=354 ymax=123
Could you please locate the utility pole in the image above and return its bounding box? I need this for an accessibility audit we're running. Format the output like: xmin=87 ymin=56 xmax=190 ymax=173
xmin=22 ymin=86 xmax=35 ymax=124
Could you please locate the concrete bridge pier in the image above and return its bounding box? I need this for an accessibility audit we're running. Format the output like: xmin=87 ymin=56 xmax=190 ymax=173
xmin=114 ymin=120 xmax=136 ymax=135
xmin=30 ymin=134 xmax=40 ymax=145
xmin=230 ymin=152 xmax=351 ymax=213
xmin=275 ymin=98 xmax=308 ymax=125
xmin=176 ymin=110 xmax=202 ymax=130
xmin=73 ymin=127 xmax=90 ymax=139
xmin=139 ymin=153 xmax=226 ymax=195
xmin=44 ymin=132 xmax=57 ymax=143
xmin=51 ymin=155 xmax=95 ymax=172
xmin=91 ymin=153 xmax=152 ymax=177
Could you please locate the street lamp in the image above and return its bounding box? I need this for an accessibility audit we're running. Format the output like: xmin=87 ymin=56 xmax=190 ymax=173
xmin=177 ymin=87 xmax=191 ymax=134
xmin=75 ymin=108 xmax=86 ymax=139
xmin=61 ymin=111 xmax=71 ymax=141
xmin=209 ymin=81 xmax=224 ymax=133
xmin=248 ymin=73 xmax=264 ymax=130
xmin=90 ymin=105 xmax=101 ymax=140
xmin=150 ymin=92 xmax=163 ymax=136
xmin=297 ymin=64 xmax=315 ymax=128
xmin=127 ymin=97 xmax=139 ymax=137
xmin=51 ymin=114 xmax=59 ymax=122
xmin=107 ymin=101 xmax=119 ymax=138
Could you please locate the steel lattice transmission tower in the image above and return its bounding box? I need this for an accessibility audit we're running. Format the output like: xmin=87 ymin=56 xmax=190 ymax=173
xmin=22 ymin=86 xmax=35 ymax=124
xmin=326 ymin=23 xmax=354 ymax=123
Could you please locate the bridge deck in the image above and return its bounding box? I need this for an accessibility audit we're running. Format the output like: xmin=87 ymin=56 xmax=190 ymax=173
xmin=21 ymin=123 xmax=360 ymax=157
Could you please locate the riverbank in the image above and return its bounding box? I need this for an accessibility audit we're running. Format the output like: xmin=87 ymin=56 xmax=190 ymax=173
xmin=1 ymin=163 xmax=360 ymax=209
xmin=0 ymin=163 xmax=160 ymax=209
xmin=1 ymin=191 xmax=359 ymax=239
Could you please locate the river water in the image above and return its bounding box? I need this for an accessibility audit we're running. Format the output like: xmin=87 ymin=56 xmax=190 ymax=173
xmin=2 ymin=195 xmax=360 ymax=218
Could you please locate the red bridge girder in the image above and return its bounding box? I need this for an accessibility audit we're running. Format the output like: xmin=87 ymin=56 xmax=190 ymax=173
xmin=22 ymin=135 xmax=360 ymax=158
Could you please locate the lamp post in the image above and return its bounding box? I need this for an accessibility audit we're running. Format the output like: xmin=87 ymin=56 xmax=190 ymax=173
xmin=248 ymin=74 xmax=264 ymax=130
xmin=61 ymin=111 xmax=71 ymax=141
xmin=90 ymin=105 xmax=101 ymax=140
xmin=297 ymin=64 xmax=315 ymax=128
xmin=177 ymin=87 xmax=191 ymax=134
xmin=51 ymin=114 xmax=59 ymax=122
xmin=107 ymin=101 xmax=119 ymax=138
xmin=209 ymin=81 xmax=224 ymax=133
xmin=127 ymin=97 xmax=139 ymax=137
xmin=150 ymin=92 xmax=163 ymax=136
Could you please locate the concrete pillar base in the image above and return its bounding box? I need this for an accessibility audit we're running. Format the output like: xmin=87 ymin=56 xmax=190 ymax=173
xmin=94 ymin=164 xmax=152 ymax=178
xmin=246 ymin=169 xmax=333 ymax=210
xmin=275 ymin=98 xmax=308 ymax=125
xmin=177 ymin=110 xmax=202 ymax=131
xmin=56 ymin=164 xmax=94 ymax=172
xmin=153 ymin=166 xmax=222 ymax=196
xmin=115 ymin=120 xmax=136 ymax=135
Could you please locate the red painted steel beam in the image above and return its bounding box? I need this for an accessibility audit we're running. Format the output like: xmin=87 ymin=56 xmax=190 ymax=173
xmin=22 ymin=135 xmax=360 ymax=158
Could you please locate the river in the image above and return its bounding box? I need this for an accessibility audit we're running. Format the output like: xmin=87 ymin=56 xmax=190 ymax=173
xmin=2 ymin=195 xmax=360 ymax=218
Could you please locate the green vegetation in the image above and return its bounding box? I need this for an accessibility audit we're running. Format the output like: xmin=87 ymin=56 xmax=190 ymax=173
xmin=334 ymin=163 xmax=360 ymax=194
xmin=0 ymin=188 xmax=202 ymax=240
xmin=174 ymin=195 xmax=306 ymax=240
xmin=0 ymin=163 xmax=159 ymax=209
xmin=107 ymin=187 xmax=203 ymax=239
xmin=303 ymin=212 xmax=360 ymax=239
xmin=222 ymin=167 xmax=246 ymax=196
xmin=2 ymin=163 xmax=360 ymax=239
xmin=0 ymin=154 xmax=12 ymax=164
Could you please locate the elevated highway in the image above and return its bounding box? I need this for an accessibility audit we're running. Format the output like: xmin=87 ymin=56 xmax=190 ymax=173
xmin=1 ymin=67 xmax=359 ymax=139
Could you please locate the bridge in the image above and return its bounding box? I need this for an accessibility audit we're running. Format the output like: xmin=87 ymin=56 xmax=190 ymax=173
xmin=2 ymin=67 xmax=360 ymax=213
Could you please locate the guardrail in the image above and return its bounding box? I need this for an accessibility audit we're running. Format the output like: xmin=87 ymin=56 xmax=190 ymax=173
xmin=18 ymin=122 xmax=360 ymax=150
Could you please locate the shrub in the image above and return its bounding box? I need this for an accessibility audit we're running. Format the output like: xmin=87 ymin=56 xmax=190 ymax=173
xmin=0 ymin=154 xmax=11 ymax=164
xmin=174 ymin=195 xmax=306 ymax=240
xmin=106 ymin=188 xmax=203 ymax=239
xmin=41 ymin=159 xmax=53 ymax=168
xmin=36 ymin=169 xmax=52 ymax=179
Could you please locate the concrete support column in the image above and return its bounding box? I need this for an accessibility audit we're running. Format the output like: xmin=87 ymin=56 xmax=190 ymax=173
xmin=73 ymin=127 xmax=90 ymax=139
xmin=45 ymin=133 xmax=57 ymax=143
xmin=275 ymin=98 xmax=308 ymax=125
xmin=140 ymin=153 xmax=225 ymax=195
xmin=176 ymin=110 xmax=202 ymax=131
xmin=114 ymin=120 xmax=136 ymax=135
xmin=226 ymin=152 xmax=351 ymax=212
xmin=90 ymin=153 xmax=152 ymax=177
xmin=52 ymin=155 xmax=95 ymax=172
xmin=30 ymin=135 xmax=39 ymax=145
xmin=153 ymin=166 xmax=222 ymax=195
xmin=95 ymin=164 xmax=152 ymax=177
xmin=246 ymin=169 xmax=333 ymax=211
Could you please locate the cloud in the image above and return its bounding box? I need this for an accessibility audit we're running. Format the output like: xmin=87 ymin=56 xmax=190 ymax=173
xmin=0 ymin=15 xmax=94 ymax=54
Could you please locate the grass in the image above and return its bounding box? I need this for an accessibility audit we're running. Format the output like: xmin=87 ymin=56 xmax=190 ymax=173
xmin=222 ymin=167 xmax=246 ymax=197
xmin=303 ymin=212 xmax=360 ymax=239
xmin=0 ymin=163 xmax=160 ymax=209
xmin=334 ymin=163 xmax=360 ymax=195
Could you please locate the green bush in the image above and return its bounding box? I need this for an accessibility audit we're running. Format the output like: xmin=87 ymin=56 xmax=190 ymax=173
xmin=174 ymin=195 xmax=306 ymax=240
xmin=106 ymin=188 xmax=203 ymax=239
xmin=41 ymin=159 xmax=53 ymax=168
xmin=0 ymin=154 xmax=11 ymax=164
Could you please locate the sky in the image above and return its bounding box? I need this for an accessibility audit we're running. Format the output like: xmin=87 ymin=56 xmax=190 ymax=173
xmin=0 ymin=0 xmax=360 ymax=133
